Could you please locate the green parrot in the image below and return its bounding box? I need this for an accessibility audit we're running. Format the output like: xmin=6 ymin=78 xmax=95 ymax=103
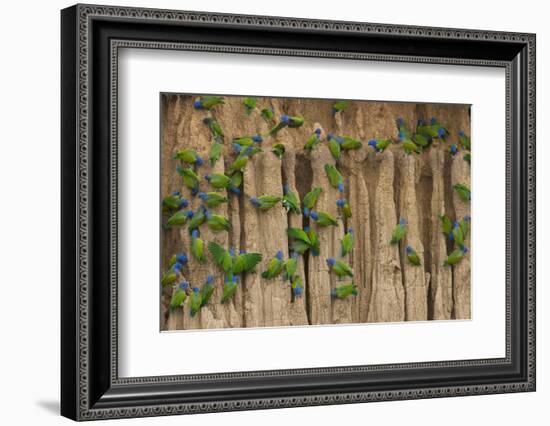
xmin=339 ymin=135 xmax=362 ymax=151
xmin=202 ymin=117 xmax=224 ymax=140
xmin=221 ymin=275 xmax=239 ymax=304
xmin=412 ymin=133 xmax=430 ymax=149
xmin=369 ymin=138 xmax=392 ymax=153
xmin=415 ymin=119 xmax=439 ymax=139
xmin=176 ymin=166 xmax=200 ymax=194
xmin=459 ymin=215 xmax=471 ymax=240
xmin=291 ymin=275 xmax=303 ymax=298
xmin=401 ymin=135 xmax=422 ymax=154
xmin=310 ymin=211 xmax=338 ymax=227
xmin=282 ymin=184 xmax=301 ymax=214
xmin=229 ymin=171 xmax=243 ymax=194
xmin=207 ymin=242 xmax=234 ymax=273
xmin=306 ymin=227 xmax=320 ymax=256
xmin=390 ymin=218 xmax=408 ymax=244
xmin=331 ymin=282 xmax=358 ymax=299
xmin=302 ymin=187 xmax=323 ymax=215
xmin=193 ymin=96 xmax=224 ymax=110
xmin=187 ymin=206 xmax=207 ymax=233
xmin=260 ymin=107 xmax=274 ymax=122
xmin=396 ymin=118 xmax=412 ymax=140
xmin=164 ymin=209 xmax=194 ymax=229
xmin=326 ymin=258 xmax=354 ymax=278
xmin=287 ymin=228 xmax=311 ymax=246
xmin=243 ymin=97 xmax=257 ymax=115
xmin=458 ymin=131 xmax=471 ymax=150
xmin=283 ymin=253 xmax=299 ymax=281
xmin=429 ymin=117 xmax=450 ymax=140
xmin=439 ymin=213 xmax=452 ymax=236
xmin=205 ymin=173 xmax=231 ymax=189
xmin=232 ymin=249 xmax=263 ymax=274
xmin=290 ymin=239 xmax=310 ymax=255
xmin=208 ymin=142 xmax=222 ymax=167
xmin=189 ymin=287 xmax=203 ymax=317
xmin=162 ymin=192 xmax=188 ymax=212
xmin=261 ymin=250 xmax=285 ymax=279
xmin=271 ymin=143 xmax=286 ymax=159
xmin=232 ymin=135 xmax=263 ymax=147
xmin=190 ymin=229 xmax=207 ymax=263
xmin=327 ymin=134 xmax=342 ymax=161
xmin=332 ymin=100 xmax=349 ymax=115
xmin=463 ymin=153 xmax=471 ymax=164
xmin=304 ymin=128 xmax=322 ymax=151
xmin=249 ymin=195 xmax=282 ymax=210
xmin=227 ymin=151 xmax=250 ymax=174
xmin=205 ymin=210 xmax=231 ymax=232
xmin=406 ymin=245 xmax=421 ymax=266
xmin=341 ymin=227 xmax=355 ymax=257
xmin=169 ymin=281 xmax=189 ymax=311
xmin=444 ymin=246 xmax=469 ymax=266
xmin=324 ymin=164 xmax=344 ymax=190
xmin=268 ymin=114 xmax=304 ymax=135
xmin=172 ymin=148 xmax=203 ymax=165
xmin=161 ymin=270 xmax=177 ymax=288
xmin=453 ymin=183 xmax=471 ymax=201
xmin=198 ymin=191 xmax=228 ymax=208
xmin=451 ymin=221 xmax=464 ymax=247
xmin=336 ymin=198 xmax=352 ymax=219
xmin=200 ymin=275 xmax=215 ymax=307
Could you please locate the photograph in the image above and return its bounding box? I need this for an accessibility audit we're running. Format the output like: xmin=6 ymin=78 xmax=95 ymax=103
xmin=160 ymin=94 xmax=471 ymax=331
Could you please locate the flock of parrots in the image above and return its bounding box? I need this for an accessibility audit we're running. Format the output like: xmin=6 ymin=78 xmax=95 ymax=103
xmin=161 ymin=96 xmax=471 ymax=318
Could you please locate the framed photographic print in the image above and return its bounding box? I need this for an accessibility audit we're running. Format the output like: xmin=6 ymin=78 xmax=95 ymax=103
xmin=61 ymin=4 xmax=536 ymax=421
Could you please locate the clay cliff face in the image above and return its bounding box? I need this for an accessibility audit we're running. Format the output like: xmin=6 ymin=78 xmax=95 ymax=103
xmin=160 ymin=95 xmax=471 ymax=330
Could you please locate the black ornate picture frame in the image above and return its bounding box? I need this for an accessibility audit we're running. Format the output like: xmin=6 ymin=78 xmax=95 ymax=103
xmin=61 ymin=4 xmax=536 ymax=421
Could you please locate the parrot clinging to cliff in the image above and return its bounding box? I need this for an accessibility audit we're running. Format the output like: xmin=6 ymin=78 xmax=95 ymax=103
xmin=283 ymin=252 xmax=299 ymax=281
xmin=306 ymin=227 xmax=320 ymax=256
xmin=450 ymin=144 xmax=458 ymax=156
xmin=261 ymin=250 xmax=285 ymax=279
xmin=268 ymin=114 xmax=304 ymax=135
xmin=189 ymin=287 xmax=203 ymax=317
xmin=452 ymin=221 xmax=464 ymax=248
xmin=208 ymin=142 xmax=222 ymax=167
xmin=331 ymin=282 xmax=358 ymax=299
xmin=202 ymin=117 xmax=224 ymax=141
xmin=324 ymin=164 xmax=344 ymax=190
xmin=176 ymin=166 xmax=200 ymax=195
xmin=339 ymin=135 xmax=362 ymax=151
xmin=396 ymin=118 xmax=412 ymax=140
xmin=326 ymin=258 xmax=354 ymax=278
xmin=304 ymin=128 xmax=322 ymax=151
xmin=332 ymin=100 xmax=349 ymax=116
xmin=453 ymin=183 xmax=471 ymax=201
xmin=232 ymin=134 xmax=263 ymax=147
xmin=282 ymin=184 xmax=301 ymax=214
xmin=164 ymin=209 xmax=194 ymax=229
xmin=336 ymin=198 xmax=352 ymax=219
xmin=169 ymin=281 xmax=189 ymax=312
xmin=310 ymin=211 xmax=338 ymax=227
xmin=406 ymin=245 xmax=421 ymax=266
xmin=190 ymin=229 xmax=207 ymax=263
xmin=271 ymin=143 xmax=286 ymax=159
xmin=260 ymin=107 xmax=274 ymax=122
xmin=204 ymin=173 xmax=231 ymax=189
xmin=438 ymin=213 xmax=452 ymax=237
xmin=205 ymin=210 xmax=231 ymax=232
xmin=193 ymin=96 xmax=224 ymax=110
xmin=221 ymin=275 xmax=239 ymax=304
xmin=400 ymin=132 xmax=422 ymax=155
xmin=341 ymin=227 xmax=355 ymax=257
xmin=198 ymin=191 xmax=228 ymax=208
xmin=249 ymin=195 xmax=282 ymax=211
xmin=458 ymin=131 xmax=471 ymax=150
xmin=208 ymin=242 xmax=262 ymax=275
xmin=444 ymin=246 xmax=469 ymax=266
xmin=367 ymin=138 xmax=392 ymax=153
xmin=291 ymin=276 xmax=303 ymax=298
xmin=162 ymin=191 xmax=188 ymax=212
xmin=302 ymin=187 xmax=323 ymax=217
xmin=243 ymin=97 xmax=257 ymax=115
xmin=460 ymin=215 xmax=471 ymax=240
xmin=187 ymin=206 xmax=206 ymax=233
xmin=327 ymin=133 xmax=342 ymax=161
xmin=287 ymin=227 xmax=312 ymax=256
xmin=172 ymin=149 xmax=204 ymax=166
xmin=200 ymin=275 xmax=215 ymax=307
xmin=390 ymin=218 xmax=408 ymax=244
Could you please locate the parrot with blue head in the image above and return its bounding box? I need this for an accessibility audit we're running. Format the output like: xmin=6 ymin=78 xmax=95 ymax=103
xmin=172 ymin=149 xmax=204 ymax=166
xmin=331 ymin=282 xmax=358 ymax=299
xmin=200 ymin=275 xmax=215 ymax=307
xmin=198 ymin=191 xmax=228 ymax=208
xmin=189 ymin=287 xmax=203 ymax=317
xmin=310 ymin=211 xmax=338 ymax=227
xmin=164 ymin=209 xmax=194 ymax=229
xmin=332 ymin=100 xmax=349 ymax=116
xmin=268 ymin=114 xmax=304 ymax=135
xmin=162 ymin=192 xmax=188 ymax=212
xmin=458 ymin=131 xmax=471 ymax=150
xmin=282 ymin=184 xmax=301 ymax=214
xmin=327 ymin=133 xmax=342 ymax=161
xmin=304 ymin=128 xmax=322 ymax=151
xmin=202 ymin=117 xmax=224 ymax=141
xmin=204 ymin=173 xmax=231 ymax=189
xmin=412 ymin=133 xmax=431 ymax=149
xmin=438 ymin=213 xmax=452 ymax=237
xmin=326 ymin=258 xmax=354 ymax=278
xmin=221 ymin=275 xmax=239 ymax=304
xmin=187 ymin=206 xmax=206 ymax=233
xmin=249 ymin=195 xmax=282 ymax=211
xmin=368 ymin=138 xmax=392 ymax=153
xmin=396 ymin=118 xmax=412 ymax=140
xmin=302 ymin=187 xmax=323 ymax=214
xmin=324 ymin=164 xmax=344 ymax=190
xmin=406 ymin=245 xmax=421 ymax=266
xmin=205 ymin=209 xmax=231 ymax=232
xmin=283 ymin=252 xmax=299 ymax=281
xmin=341 ymin=227 xmax=355 ymax=257
xmin=390 ymin=218 xmax=408 ymax=244
xmin=460 ymin=215 xmax=471 ymax=240
xmin=193 ymin=96 xmax=224 ymax=110
xmin=452 ymin=221 xmax=464 ymax=248
xmin=444 ymin=246 xmax=469 ymax=266
xmin=291 ymin=276 xmax=303 ymax=298
xmin=243 ymin=97 xmax=257 ymax=115
xmin=336 ymin=198 xmax=352 ymax=219
xmin=190 ymin=229 xmax=207 ymax=263
xmin=400 ymin=132 xmax=422 ymax=154
xmin=450 ymin=144 xmax=458 ymax=156
xmin=169 ymin=281 xmax=189 ymax=312
xmin=233 ymin=249 xmax=263 ymax=275
xmin=261 ymin=250 xmax=285 ymax=279
xmin=306 ymin=227 xmax=320 ymax=256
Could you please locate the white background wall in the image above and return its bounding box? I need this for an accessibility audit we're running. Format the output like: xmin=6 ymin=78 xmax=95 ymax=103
xmin=0 ymin=0 xmax=547 ymax=424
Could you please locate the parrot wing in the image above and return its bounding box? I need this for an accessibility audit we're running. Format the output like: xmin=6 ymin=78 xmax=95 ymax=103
xmin=207 ymin=242 xmax=233 ymax=273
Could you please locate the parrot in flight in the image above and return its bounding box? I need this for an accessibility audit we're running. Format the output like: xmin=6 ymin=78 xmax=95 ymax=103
xmin=268 ymin=114 xmax=304 ymax=135
xmin=324 ymin=164 xmax=344 ymax=190
xmin=339 ymin=135 xmax=362 ymax=151
xmin=169 ymin=281 xmax=189 ymax=312
xmin=368 ymin=138 xmax=392 ymax=153
xmin=341 ymin=227 xmax=355 ymax=257
xmin=453 ymin=183 xmax=471 ymax=201
xmin=326 ymin=258 xmax=354 ymax=278
xmin=233 ymin=249 xmax=263 ymax=275
xmin=438 ymin=213 xmax=452 ymax=237
xmin=208 ymin=242 xmax=262 ymax=275
xmin=302 ymin=187 xmax=323 ymax=216
xmin=327 ymin=134 xmax=342 ymax=161
xmin=189 ymin=287 xmax=203 ymax=317
xmin=390 ymin=218 xmax=408 ymax=244
xmin=261 ymin=250 xmax=285 ymax=279
xmin=310 ymin=211 xmax=338 ymax=227
xmin=193 ymin=96 xmax=224 ymax=110
xmin=164 ymin=209 xmax=194 ymax=229
xmin=172 ymin=149 xmax=204 ymax=166
xmin=202 ymin=117 xmax=224 ymax=141
xmin=200 ymin=275 xmax=215 ymax=307
xmin=291 ymin=276 xmax=303 ymax=298
xmin=243 ymin=97 xmax=257 ymax=115
xmin=162 ymin=192 xmax=188 ymax=212
xmin=271 ymin=143 xmax=286 ymax=159
xmin=187 ymin=206 xmax=206 ymax=233
xmin=444 ymin=246 xmax=469 ymax=266
xmin=406 ymin=245 xmax=421 ymax=266
xmin=221 ymin=275 xmax=239 ymax=304
xmin=205 ymin=210 xmax=231 ymax=232
xmin=176 ymin=166 xmax=200 ymax=195
xmin=451 ymin=221 xmax=464 ymax=248
xmin=190 ymin=229 xmax=207 ymax=263
xmin=283 ymin=252 xmax=299 ymax=281
xmin=198 ymin=191 xmax=228 ymax=208
xmin=332 ymin=100 xmax=349 ymax=116
xmin=304 ymin=128 xmax=322 ymax=151
xmin=282 ymin=184 xmax=301 ymax=214
xmin=458 ymin=131 xmax=471 ymax=150
xmin=336 ymin=198 xmax=352 ymax=219
xmin=208 ymin=142 xmax=222 ymax=167
xmin=331 ymin=282 xmax=358 ymax=299
xmin=249 ymin=195 xmax=282 ymax=210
